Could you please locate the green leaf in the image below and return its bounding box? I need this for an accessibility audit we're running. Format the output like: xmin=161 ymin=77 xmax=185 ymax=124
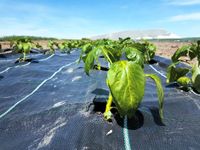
xmin=123 ymin=47 xmax=144 ymax=66
xmin=107 ymin=60 xmax=145 ymax=118
xmin=177 ymin=76 xmax=191 ymax=87
xmin=167 ymin=63 xmax=189 ymax=83
xmin=145 ymin=74 xmax=164 ymax=120
xmin=189 ymin=43 xmax=197 ymax=60
xmin=144 ymin=42 xmax=156 ymax=61
xmin=84 ymin=50 xmax=95 ymax=75
xmin=192 ymin=64 xmax=200 ymax=93
xmin=17 ymin=43 xmax=23 ymax=51
xmin=82 ymin=43 xmax=93 ymax=54
xmin=22 ymin=43 xmax=31 ymax=53
xmin=105 ymin=46 xmax=122 ymax=62
xmin=58 ymin=43 xmax=65 ymax=50
xmin=100 ymin=46 xmax=113 ymax=64
xmin=84 ymin=47 xmax=101 ymax=75
xmin=171 ymin=45 xmax=190 ymax=63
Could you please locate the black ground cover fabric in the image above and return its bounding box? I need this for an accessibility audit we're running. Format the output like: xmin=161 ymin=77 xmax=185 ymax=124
xmin=0 ymin=50 xmax=200 ymax=150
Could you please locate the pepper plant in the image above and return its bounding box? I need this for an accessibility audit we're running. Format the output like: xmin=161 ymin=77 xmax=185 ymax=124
xmin=48 ymin=40 xmax=58 ymax=54
xmin=58 ymin=40 xmax=81 ymax=53
xmin=79 ymin=39 xmax=164 ymax=121
xmin=12 ymin=38 xmax=35 ymax=62
xmin=167 ymin=41 xmax=200 ymax=93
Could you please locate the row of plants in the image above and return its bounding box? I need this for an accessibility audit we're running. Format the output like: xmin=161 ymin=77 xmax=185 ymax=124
xmin=10 ymin=38 xmax=89 ymax=62
xmin=78 ymin=38 xmax=164 ymax=121
xmin=4 ymin=37 xmax=199 ymax=121
xmin=78 ymin=38 xmax=200 ymax=121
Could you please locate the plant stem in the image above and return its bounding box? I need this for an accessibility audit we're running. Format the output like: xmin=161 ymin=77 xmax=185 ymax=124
xmin=23 ymin=52 xmax=26 ymax=62
xmin=104 ymin=93 xmax=113 ymax=120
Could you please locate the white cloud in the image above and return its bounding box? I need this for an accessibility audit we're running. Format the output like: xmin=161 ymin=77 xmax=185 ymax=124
xmin=167 ymin=0 xmax=200 ymax=5
xmin=168 ymin=12 xmax=200 ymax=22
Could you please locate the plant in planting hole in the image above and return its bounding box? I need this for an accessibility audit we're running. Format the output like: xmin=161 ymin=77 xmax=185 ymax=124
xmin=119 ymin=38 xmax=157 ymax=63
xmin=47 ymin=40 xmax=58 ymax=54
xmin=58 ymin=40 xmax=83 ymax=53
xmin=79 ymin=38 xmax=164 ymax=121
xmin=58 ymin=41 xmax=71 ymax=53
xmin=167 ymin=40 xmax=200 ymax=93
xmin=12 ymin=38 xmax=35 ymax=62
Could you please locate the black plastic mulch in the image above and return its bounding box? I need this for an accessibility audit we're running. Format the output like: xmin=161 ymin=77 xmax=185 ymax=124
xmin=0 ymin=51 xmax=199 ymax=150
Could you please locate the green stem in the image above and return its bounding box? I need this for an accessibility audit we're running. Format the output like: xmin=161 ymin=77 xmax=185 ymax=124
xmin=23 ymin=52 xmax=26 ymax=62
xmin=104 ymin=93 xmax=113 ymax=120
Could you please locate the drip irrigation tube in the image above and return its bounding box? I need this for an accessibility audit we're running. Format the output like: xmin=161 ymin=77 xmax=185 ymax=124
xmin=0 ymin=59 xmax=78 ymax=119
xmin=123 ymin=116 xmax=132 ymax=150
xmin=0 ymin=54 xmax=54 ymax=75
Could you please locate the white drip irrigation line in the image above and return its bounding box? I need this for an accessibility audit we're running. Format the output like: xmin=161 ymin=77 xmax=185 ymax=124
xmin=149 ymin=64 xmax=200 ymax=109
xmin=149 ymin=65 xmax=167 ymax=78
xmin=123 ymin=116 xmax=132 ymax=150
xmin=0 ymin=58 xmax=16 ymax=62
xmin=55 ymin=49 xmax=76 ymax=56
xmin=0 ymin=59 xmax=78 ymax=119
xmin=190 ymin=89 xmax=200 ymax=96
xmin=0 ymin=54 xmax=43 ymax=63
xmin=39 ymin=54 xmax=55 ymax=62
xmin=0 ymin=50 xmax=77 ymax=74
xmin=0 ymin=67 xmax=11 ymax=74
xmin=0 ymin=54 xmax=55 ymax=75
xmin=14 ymin=62 xmax=31 ymax=68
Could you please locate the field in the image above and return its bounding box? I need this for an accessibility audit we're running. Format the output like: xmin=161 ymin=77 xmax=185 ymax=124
xmin=0 ymin=38 xmax=200 ymax=149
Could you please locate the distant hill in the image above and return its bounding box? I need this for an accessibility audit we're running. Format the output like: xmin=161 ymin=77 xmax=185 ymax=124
xmin=91 ymin=29 xmax=180 ymax=40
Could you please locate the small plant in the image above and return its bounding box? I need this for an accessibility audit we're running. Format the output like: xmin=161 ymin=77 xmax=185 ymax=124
xmin=12 ymin=38 xmax=35 ymax=62
xmin=35 ymin=42 xmax=43 ymax=50
xmin=79 ymin=38 xmax=164 ymax=121
xmin=167 ymin=41 xmax=200 ymax=93
xmin=58 ymin=41 xmax=70 ymax=53
xmin=47 ymin=40 xmax=58 ymax=54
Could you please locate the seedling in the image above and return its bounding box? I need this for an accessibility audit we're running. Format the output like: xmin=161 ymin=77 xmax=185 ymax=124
xmin=12 ymin=38 xmax=35 ymax=62
xmin=48 ymin=40 xmax=58 ymax=54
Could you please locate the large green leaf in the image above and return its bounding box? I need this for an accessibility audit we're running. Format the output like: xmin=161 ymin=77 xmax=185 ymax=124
xmin=145 ymin=74 xmax=164 ymax=120
xmin=167 ymin=63 xmax=190 ymax=83
xmin=107 ymin=61 xmax=145 ymax=118
xmin=192 ymin=64 xmax=200 ymax=93
xmin=171 ymin=45 xmax=190 ymax=63
xmin=123 ymin=47 xmax=144 ymax=66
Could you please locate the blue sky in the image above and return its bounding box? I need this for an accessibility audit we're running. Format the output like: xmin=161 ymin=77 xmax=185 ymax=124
xmin=0 ymin=0 xmax=200 ymax=38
